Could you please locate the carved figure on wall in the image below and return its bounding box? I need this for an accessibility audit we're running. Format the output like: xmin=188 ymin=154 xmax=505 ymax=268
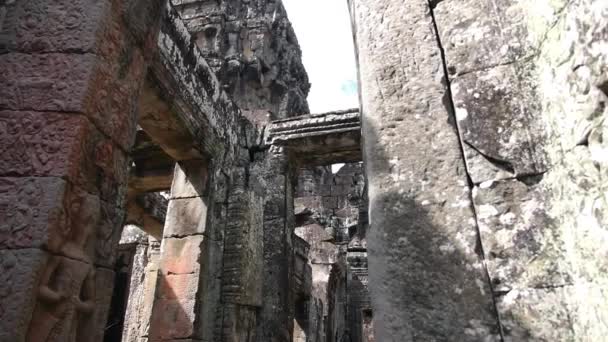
xmin=26 ymin=194 xmax=100 ymax=342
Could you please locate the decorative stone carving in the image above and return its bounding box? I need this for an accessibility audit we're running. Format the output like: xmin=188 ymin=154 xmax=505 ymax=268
xmin=26 ymin=194 xmax=100 ymax=342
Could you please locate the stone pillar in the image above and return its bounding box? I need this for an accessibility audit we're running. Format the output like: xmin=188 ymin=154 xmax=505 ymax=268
xmin=218 ymin=149 xmax=264 ymax=342
xmin=348 ymin=0 xmax=500 ymax=340
xmin=121 ymin=229 xmax=161 ymax=342
xmin=0 ymin=0 xmax=164 ymax=340
xmin=149 ymin=161 xmax=223 ymax=341
xmin=253 ymin=146 xmax=295 ymax=342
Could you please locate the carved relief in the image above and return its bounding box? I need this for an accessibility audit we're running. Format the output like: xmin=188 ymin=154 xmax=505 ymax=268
xmin=26 ymin=194 xmax=100 ymax=342
xmin=0 ymin=112 xmax=86 ymax=178
xmin=0 ymin=177 xmax=67 ymax=250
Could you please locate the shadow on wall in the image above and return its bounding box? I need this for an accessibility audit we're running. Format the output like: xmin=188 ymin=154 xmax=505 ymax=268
xmin=147 ymin=274 xmax=192 ymax=341
xmin=145 ymin=161 xmax=217 ymax=342
xmin=362 ymin=119 xmax=538 ymax=341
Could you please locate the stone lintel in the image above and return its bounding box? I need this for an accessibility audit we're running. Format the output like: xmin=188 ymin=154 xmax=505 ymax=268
xmin=267 ymin=109 xmax=362 ymax=166
xmin=146 ymin=3 xmax=256 ymax=164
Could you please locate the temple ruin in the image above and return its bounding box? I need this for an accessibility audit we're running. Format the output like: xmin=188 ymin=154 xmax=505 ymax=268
xmin=0 ymin=0 xmax=607 ymax=341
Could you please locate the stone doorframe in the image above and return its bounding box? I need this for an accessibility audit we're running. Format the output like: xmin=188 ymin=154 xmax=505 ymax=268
xmin=0 ymin=0 xmax=254 ymax=340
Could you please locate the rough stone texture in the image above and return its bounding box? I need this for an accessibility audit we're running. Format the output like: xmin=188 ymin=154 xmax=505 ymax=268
xmin=221 ymin=171 xmax=264 ymax=307
xmin=327 ymin=261 xmax=347 ymax=342
xmin=126 ymin=192 xmax=168 ymax=240
xmin=250 ymin=146 xmax=295 ymax=342
xmin=347 ymin=250 xmax=372 ymax=342
xmin=0 ymin=0 xmax=165 ymax=340
xmin=152 ymin=3 xmax=250 ymax=160
xmin=119 ymin=228 xmax=161 ymax=342
xmin=533 ymin=0 xmax=608 ymax=339
xmin=217 ymin=159 xmax=266 ymax=342
xmin=293 ymin=162 xmax=373 ymax=342
xmin=451 ymin=66 xmax=548 ymax=184
xmin=0 ymin=177 xmax=67 ymax=250
xmin=149 ymin=161 xmax=225 ymax=342
xmin=431 ymin=0 xmax=608 ymax=340
xmin=473 ymin=179 xmax=571 ymax=292
xmin=172 ymin=0 xmax=311 ymax=122
xmin=349 ymin=0 xmax=500 ymax=340
xmin=267 ymin=109 xmax=362 ymax=166
xmin=8 ymin=0 xmax=607 ymax=341
xmin=0 ymin=249 xmax=48 ymax=342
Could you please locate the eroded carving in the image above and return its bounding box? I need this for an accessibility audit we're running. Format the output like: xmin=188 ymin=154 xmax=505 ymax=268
xmin=26 ymin=194 xmax=100 ymax=342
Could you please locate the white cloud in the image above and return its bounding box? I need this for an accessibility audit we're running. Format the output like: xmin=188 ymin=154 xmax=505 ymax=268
xmin=282 ymin=0 xmax=360 ymax=113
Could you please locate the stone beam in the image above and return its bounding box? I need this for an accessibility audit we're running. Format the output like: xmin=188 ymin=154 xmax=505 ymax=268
xmin=125 ymin=193 xmax=168 ymax=240
xmin=130 ymin=129 xmax=175 ymax=194
xmin=267 ymin=109 xmax=362 ymax=166
xmin=145 ymin=3 xmax=254 ymax=164
xmin=138 ymin=79 xmax=204 ymax=161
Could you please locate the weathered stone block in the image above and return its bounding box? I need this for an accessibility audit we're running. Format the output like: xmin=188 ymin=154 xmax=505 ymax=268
xmin=85 ymin=55 xmax=145 ymax=150
xmin=222 ymin=191 xmax=263 ymax=307
xmin=193 ymin=238 xmax=223 ymax=340
xmin=157 ymin=273 xmax=200 ymax=301
xmin=0 ymin=111 xmax=129 ymax=204
xmin=221 ymin=304 xmax=258 ymax=342
xmin=149 ymin=297 xmax=197 ymax=340
xmin=322 ymin=196 xmax=338 ymax=209
xmin=452 ymin=64 xmax=547 ymax=183
xmin=170 ymin=160 xmax=209 ymax=199
xmin=497 ymin=286 xmax=575 ymax=341
xmin=159 ymin=236 xmax=204 ymax=276
xmin=350 ymin=0 xmax=501 ymax=338
xmin=163 ymin=197 xmax=209 ymax=238
xmin=473 ymin=179 xmax=573 ymax=291
xmin=0 ymin=53 xmax=95 ymax=112
xmin=0 ymin=248 xmax=48 ymax=342
xmin=295 ymin=224 xmax=337 ymax=265
xmin=0 ymin=0 xmax=109 ymax=54
xmin=0 ymin=52 xmax=144 ymax=150
xmin=295 ymin=196 xmax=322 ymax=213
xmin=434 ymin=0 xmax=568 ymax=74
xmin=0 ymin=177 xmax=67 ymax=250
xmin=151 ymin=236 xmax=205 ymax=341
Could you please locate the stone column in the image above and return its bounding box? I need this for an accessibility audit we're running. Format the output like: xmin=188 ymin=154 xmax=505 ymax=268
xmin=121 ymin=230 xmax=161 ymax=342
xmin=348 ymin=0 xmax=500 ymax=340
xmin=149 ymin=161 xmax=223 ymax=341
xmin=253 ymin=146 xmax=296 ymax=342
xmin=0 ymin=0 xmax=164 ymax=340
xmin=219 ymin=150 xmax=264 ymax=342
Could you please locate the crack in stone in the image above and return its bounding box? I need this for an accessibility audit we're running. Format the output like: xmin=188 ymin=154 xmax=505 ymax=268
xmin=163 ymin=232 xmax=220 ymax=242
xmin=427 ymin=2 xmax=506 ymax=340
xmin=463 ymin=141 xmax=516 ymax=175
xmin=454 ymin=53 xmax=539 ymax=79
xmin=598 ymin=80 xmax=608 ymax=98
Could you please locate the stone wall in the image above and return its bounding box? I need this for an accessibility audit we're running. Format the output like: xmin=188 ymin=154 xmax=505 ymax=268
xmin=294 ymin=162 xmax=372 ymax=341
xmin=349 ymin=0 xmax=608 ymax=340
xmin=120 ymin=226 xmax=161 ymax=342
xmin=0 ymin=0 xmax=165 ymax=340
xmin=172 ymin=0 xmax=310 ymax=123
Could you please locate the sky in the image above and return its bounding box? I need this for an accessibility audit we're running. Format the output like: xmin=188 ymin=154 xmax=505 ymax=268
xmin=282 ymin=0 xmax=360 ymax=113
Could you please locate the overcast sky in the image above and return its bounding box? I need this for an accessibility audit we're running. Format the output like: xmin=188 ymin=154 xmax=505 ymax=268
xmin=282 ymin=0 xmax=359 ymax=113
